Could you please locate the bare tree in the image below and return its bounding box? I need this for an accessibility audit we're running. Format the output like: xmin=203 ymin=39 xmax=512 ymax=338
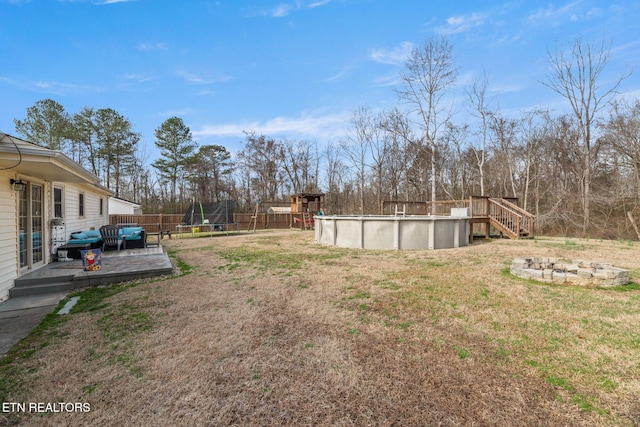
xmin=441 ymin=122 xmax=469 ymax=199
xmin=602 ymin=99 xmax=640 ymax=197
xmin=466 ymin=71 xmax=493 ymax=196
xmin=396 ymin=36 xmax=458 ymax=210
xmin=519 ymin=109 xmax=550 ymax=212
xmin=281 ymin=139 xmax=320 ymax=194
xmin=378 ymin=108 xmax=414 ymax=201
xmin=323 ymin=143 xmax=347 ymax=214
xmin=489 ymin=113 xmax=521 ymax=198
xmin=340 ymin=106 xmax=374 ymax=214
xmin=542 ymin=37 xmax=631 ymax=233
xmin=237 ymin=132 xmax=284 ymax=204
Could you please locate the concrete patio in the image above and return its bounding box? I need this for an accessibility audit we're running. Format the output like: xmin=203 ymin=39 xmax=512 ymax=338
xmin=10 ymin=246 xmax=173 ymax=297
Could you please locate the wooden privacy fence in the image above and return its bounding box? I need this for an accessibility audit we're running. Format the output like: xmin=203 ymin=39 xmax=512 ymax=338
xmin=235 ymin=213 xmax=305 ymax=230
xmin=109 ymin=214 xmax=184 ymax=233
xmin=110 ymin=213 xmax=299 ymax=233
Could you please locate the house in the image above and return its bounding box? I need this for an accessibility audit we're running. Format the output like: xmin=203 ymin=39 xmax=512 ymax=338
xmin=0 ymin=132 xmax=113 ymax=301
xmin=109 ymin=196 xmax=142 ymax=215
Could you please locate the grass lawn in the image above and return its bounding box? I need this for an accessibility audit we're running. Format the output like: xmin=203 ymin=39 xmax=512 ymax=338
xmin=2 ymin=230 xmax=640 ymax=426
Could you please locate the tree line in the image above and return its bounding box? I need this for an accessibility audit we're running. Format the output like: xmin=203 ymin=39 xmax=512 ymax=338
xmin=12 ymin=36 xmax=640 ymax=239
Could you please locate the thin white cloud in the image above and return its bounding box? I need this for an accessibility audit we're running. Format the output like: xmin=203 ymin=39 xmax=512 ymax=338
xmin=370 ymin=41 xmax=414 ymax=65
xmin=258 ymin=0 xmax=331 ymax=18
xmin=612 ymin=39 xmax=640 ymax=54
xmin=490 ymin=82 xmax=523 ymax=94
xmin=193 ymin=112 xmax=351 ymax=141
xmin=94 ymin=0 xmax=137 ymax=4
xmin=435 ymin=12 xmax=488 ymax=35
xmin=41 ymin=82 xmax=98 ymax=95
xmin=586 ymin=7 xmax=603 ymax=17
xmin=158 ymin=108 xmax=196 ymax=118
xmin=195 ymin=89 xmax=217 ymax=96
xmin=138 ymin=42 xmax=167 ymax=51
xmin=1 ymin=77 xmax=98 ymax=96
xmin=527 ymin=1 xmax=582 ymax=25
xmin=176 ymin=70 xmax=233 ymax=85
xmin=309 ymin=0 xmax=330 ymax=8
xmin=318 ymin=69 xmax=349 ymax=83
xmin=121 ymin=73 xmax=154 ymax=83
xmin=371 ymin=72 xmax=401 ymax=87
xmin=271 ymin=3 xmax=293 ymax=17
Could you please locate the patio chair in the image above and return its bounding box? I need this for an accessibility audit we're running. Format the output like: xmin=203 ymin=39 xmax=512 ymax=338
xmin=100 ymin=224 xmax=121 ymax=251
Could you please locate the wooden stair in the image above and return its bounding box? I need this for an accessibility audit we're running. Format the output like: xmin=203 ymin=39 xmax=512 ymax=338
xmin=487 ymin=198 xmax=535 ymax=239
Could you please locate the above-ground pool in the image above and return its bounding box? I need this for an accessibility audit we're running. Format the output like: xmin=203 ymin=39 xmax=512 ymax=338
xmin=314 ymin=213 xmax=470 ymax=250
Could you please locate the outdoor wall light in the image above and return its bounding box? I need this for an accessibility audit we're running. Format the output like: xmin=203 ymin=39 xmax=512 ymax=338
xmin=10 ymin=178 xmax=26 ymax=192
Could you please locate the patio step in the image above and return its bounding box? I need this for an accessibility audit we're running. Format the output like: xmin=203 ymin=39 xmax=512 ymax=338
xmin=14 ymin=273 xmax=76 ymax=287
xmin=10 ymin=281 xmax=75 ymax=297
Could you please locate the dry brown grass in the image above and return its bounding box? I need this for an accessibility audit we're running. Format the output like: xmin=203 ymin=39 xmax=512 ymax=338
xmin=3 ymin=231 xmax=640 ymax=426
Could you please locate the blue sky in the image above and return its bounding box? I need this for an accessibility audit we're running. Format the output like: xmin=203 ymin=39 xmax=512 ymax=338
xmin=2 ymin=0 xmax=640 ymax=159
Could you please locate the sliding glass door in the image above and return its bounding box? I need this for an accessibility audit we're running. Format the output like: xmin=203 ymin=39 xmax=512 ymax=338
xmin=18 ymin=180 xmax=44 ymax=271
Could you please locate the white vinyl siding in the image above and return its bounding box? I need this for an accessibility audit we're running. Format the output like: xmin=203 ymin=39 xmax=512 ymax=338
xmin=0 ymin=172 xmax=18 ymax=301
xmin=63 ymin=184 xmax=109 ymax=236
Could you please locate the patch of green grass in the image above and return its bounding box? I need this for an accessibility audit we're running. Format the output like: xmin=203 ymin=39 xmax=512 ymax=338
xmin=407 ymin=259 xmax=449 ymax=268
xmin=494 ymin=346 xmax=511 ymax=360
xmin=98 ymin=307 xmax=153 ymax=342
xmin=348 ymin=291 xmax=371 ymax=300
xmin=375 ymin=279 xmax=401 ymax=290
xmin=69 ymin=286 xmax=130 ymax=314
xmin=218 ymin=246 xmax=304 ymax=272
xmin=82 ymin=384 xmax=98 ymax=395
xmin=599 ymin=376 xmax=618 ymax=392
xmin=605 ymin=281 xmax=640 ymax=292
xmin=395 ymin=321 xmax=414 ymax=331
xmin=572 ymin=394 xmax=606 ymax=414
xmin=176 ymin=257 xmax=193 ymax=274
xmin=456 ymin=347 xmax=470 ymax=360
xmin=546 ymin=375 xmax=575 ymax=392
xmin=165 ymin=250 xmax=192 ymax=275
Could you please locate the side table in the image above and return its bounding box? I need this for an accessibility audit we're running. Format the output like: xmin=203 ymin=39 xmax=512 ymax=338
xmin=146 ymin=232 xmax=161 ymax=247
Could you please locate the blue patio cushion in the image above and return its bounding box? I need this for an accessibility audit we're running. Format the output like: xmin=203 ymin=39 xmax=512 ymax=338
xmin=71 ymin=232 xmax=88 ymax=240
xmin=85 ymin=230 xmax=102 ymax=239
xmin=70 ymin=230 xmax=103 ymax=245
xmin=119 ymin=227 xmax=143 ymax=240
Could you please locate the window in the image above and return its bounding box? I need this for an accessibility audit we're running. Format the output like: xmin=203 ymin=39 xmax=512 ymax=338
xmin=100 ymin=198 xmax=104 ymax=216
xmin=54 ymin=187 xmax=63 ymax=218
xmin=79 ymin=193 xmax=85 ymax=217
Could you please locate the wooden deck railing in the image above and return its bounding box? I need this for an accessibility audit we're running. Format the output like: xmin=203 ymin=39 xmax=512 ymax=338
xmin=496 ymin=198 xmax=535 ymax=237
xmin=488 ymin=199 xmax=522 ymax=238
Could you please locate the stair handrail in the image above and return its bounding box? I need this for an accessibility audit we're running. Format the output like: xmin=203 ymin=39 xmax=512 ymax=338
xmin=488 ymin=198 xmax=523 ymax=218
xmin=488 ymin=198 xmax=523 ymax=238
xmin=499 ymin=198 xmax=535 ymax=236
xmin=499 ymin=198 xmax=533 ymax=218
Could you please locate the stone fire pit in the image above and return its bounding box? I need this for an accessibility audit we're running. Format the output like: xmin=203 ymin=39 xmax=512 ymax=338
xmin=510 ymin=257 xmax=629 ymax=287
